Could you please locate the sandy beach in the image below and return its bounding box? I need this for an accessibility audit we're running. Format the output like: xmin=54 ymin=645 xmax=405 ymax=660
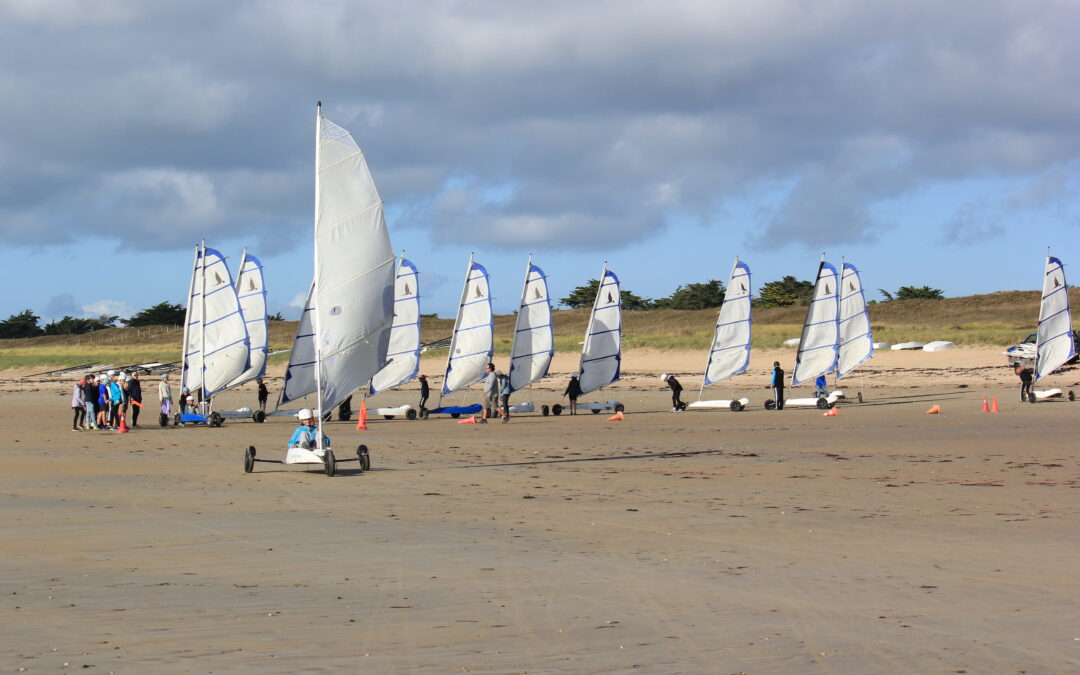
xmin=2 ymin=347 xmax=1078 ymax=673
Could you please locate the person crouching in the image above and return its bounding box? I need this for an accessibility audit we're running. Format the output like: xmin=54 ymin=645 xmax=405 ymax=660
xmin=288 ymin=408 xmax=329 ymax=451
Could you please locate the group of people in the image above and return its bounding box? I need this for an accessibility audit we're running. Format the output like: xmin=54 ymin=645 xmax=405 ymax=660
xmin=69 ymin=370 xmax=143 ymax=430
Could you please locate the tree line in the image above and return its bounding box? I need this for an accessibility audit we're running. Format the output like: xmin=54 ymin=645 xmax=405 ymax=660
xmin=558 ymin=278 xmax=943 ymax=310
xmin=0 ymin=302 xmax=285 ymax=339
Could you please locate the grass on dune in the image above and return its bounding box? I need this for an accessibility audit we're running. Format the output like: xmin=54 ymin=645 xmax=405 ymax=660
xmin=4 ymin=290 xmax=1076 ymax=371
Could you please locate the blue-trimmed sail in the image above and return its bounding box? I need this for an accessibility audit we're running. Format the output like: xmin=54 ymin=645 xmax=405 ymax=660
xmin=369 ymin=257 xmax=421 ymax=395
xmin=1035 ymin=255 xmax=1074 ymax=381
xmin=578 ymin=266 xmax=621 ymax=396
xmin=441 ymin=255 xmax=493 ymax=397
xmin=187 ymin=245 xmax=249 ymax=398
xmin=280 ymin=282 xmax=316 ymax=405
xmin=836 ymin=262 xmax=873 ymax=379
xmin=703 ymin=257 xmax=751 ymax=387
xmin=791 ymin=259 xmax=839 ymax=387
xmin=226 ymin=250 xmax=268 ymax=389
xmin=508 ymin=258 xmax=553 ymax=393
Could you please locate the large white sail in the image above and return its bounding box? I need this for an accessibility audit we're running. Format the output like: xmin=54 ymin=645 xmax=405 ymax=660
xmin=578 ymin=266 xmax=621 ymax=396
xmin=180 ymin=245 xmax=203 ymax=396
xmin=196 ymin=246 xmax=249 ymax=397
xmin=508 ymin=257 xmax=553 ymax=393
xmin=369 ymin=257 xmax=421 ymax=395
xmin=225 ymin=250 xmax=268 ymax=389
xmin=441 ymin=255 xmax=494 ymax=398
xmin=310 ymin=109 xmax=396 ymax=411
xmin=836 ymin=262 xmax=874 ymax=379
xmin=280 ymin=282 xmax=316 ymax=405
xmin=791 ymin=260 xmax=839 ymax=387
xmin=703 ymin=258 xmax=752 ymax=387
xmin=1035 ymin=255 xmax=1075 ymax=381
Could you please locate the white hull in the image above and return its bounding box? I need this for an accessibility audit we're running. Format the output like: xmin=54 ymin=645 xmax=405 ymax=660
xmin=578 ymin=400 xmax=621 ymax=411
xmin=370 ymin=404 xmax=415 ymax=418
xmin=217 ymin=407 xmax=254 ymax=419
xmin=508 ymin=402 xmax=535 ymax=413
xmin=686 ymin=397 xmax=750 ymax=412
xmin=785 ymin=392 xmax=843 ymax=408
xmin=1033 ymin=388 xmax=1062 ymax=401
xmin=285 ymin=446 xmax=326 ymax=465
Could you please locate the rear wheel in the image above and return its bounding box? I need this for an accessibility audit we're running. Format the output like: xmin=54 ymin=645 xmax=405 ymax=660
xmin=541 ymin=405 xmax=550 ymax=416
xmin=816 ymin=398 xmax=829 ymax=410
xmin=209 ymin=411 xmax=223 ymax=427
xmin=406 ymin=409 xmax=417 ymax=420
xmin=764 ymin=399 xmax=776 ymax=411
xmin=614 ymin=403 xmax=625 ymax=413
xmin=552 ymin=404 xmax=563 ymax=416
xmin=1069 ymin=390 xmax=1076 ymax=402
xmin=357 ymin=444 xmax=371 ymax=472
xmin=450 ymin=412 xmax=460 ymax=419
xmin=383 ymin=415 xmax=395 ymax=420
xmin=173 ymin=413 xmax=181 ymax=426
xmin=729 ymin=401 xmax=741 ymax=412
xmin=1028 ymin=392 xmax=1037 ymax=404
xmin=244 ymin=446 xmax=255 ymax=473
xmin=253 ymin=410 xmax=266 ymax=423
xmin=323 ymin=450 xmax=336 ymax=477
xmin=857 ymin=392 xmax=864 ymax=403
xmin=592 ymin=408 xmax=601 ymax=415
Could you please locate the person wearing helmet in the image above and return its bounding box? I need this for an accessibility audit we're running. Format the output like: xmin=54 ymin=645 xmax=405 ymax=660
xmin=288 ymin=409 xmax=330 ymax=450
xmin=661 ymin=373 xmax=685 ymax=411
xmin=563 ymin=374 xmax=582 ymax=415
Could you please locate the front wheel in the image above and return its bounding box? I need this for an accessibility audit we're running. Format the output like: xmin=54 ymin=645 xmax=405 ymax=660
xmin=541 ymin=405 xmax=550 ymax=416
xmin=323 ymin=450 xmax=336 ymax=477
xmin=450 ymin=412 xmax=460 ymax=419
xmin=383 ymin=415 xmax=395 ymax=420
xmin=1069 ymin=390 xmax=1076 ymax=402
xmin=244 ymin=446 xmax=256 ymax=473
xmin=552 ymin=404 xmax=563 ymax=416
xmin=406 ymin=409 xmax=417 ymax=420
xmin=764 ymin=399 xmax=777 ymax=411
xmin=357 ymin=444 xmax=371 ymax=472
xmin=253 ymin=410 xmax=266 ymax=423
xmin=209 ymin=411 xmax=223 ymax=427
xmin=614 ymin=403 xmax=625 ymax=413
xmin=591 ymin=408 xmax=601 ymax=415
xmin=1028 ymin=392 xmax=1037 ymax=404
xmin=816 ymin=398 xmax=830 ymax=410
xmin=729 ymin=401 xmax=741 ymax=412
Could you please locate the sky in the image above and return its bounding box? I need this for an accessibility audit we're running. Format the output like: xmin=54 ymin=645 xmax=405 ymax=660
xmin=1 ymin=0 xmax=1078 ymax=324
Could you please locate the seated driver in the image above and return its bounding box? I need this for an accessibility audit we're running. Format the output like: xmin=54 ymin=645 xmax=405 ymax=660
xmin=288 ymin=408 xmax=330 ymax=450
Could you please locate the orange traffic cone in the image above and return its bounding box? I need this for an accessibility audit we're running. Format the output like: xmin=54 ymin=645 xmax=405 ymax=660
xmin=117 ymin=412 xmax=129 ymax=433
xmin=830 ymin=406 xmax=839 ymax=416
xmin=925 ymin=404 xmax=941 ymax=414
xmin=991 ymin=396 xmax=1000 ymax=413
xmin=982 ymin=397 xmax=989 ymax=413
xmin=457 ymin=416 xmax=478 ymax=424
xmin=356 ymin=399 xmax=368 ymax=430
xmin=606 ymin=410 xmax=624 ymax=422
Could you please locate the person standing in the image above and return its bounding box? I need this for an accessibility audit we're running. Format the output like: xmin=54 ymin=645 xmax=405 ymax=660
xmin=814 ymin=374 xmax=828 ymax=398
xmin=498 ymin=370 xmax=511 ymax=423
xmin=563 ymin=374 xmax=582 ymax=415
xmin=127 ymin=371 xmax=143 ymax=427
xmin=256 ymin=379 xmax=269 ymax=412
xmin=417 ymin=374 xmax=430 ymax=413
xmin=1015 ymin=363 xmax=1034 ymax=402
xmin=661 ymin=373 xmax=685 ymax=411
xmin=109 ymin=373 xmax=126 ymax=427
xmin=158 ymin=373 xmax=173 ymax=422
xmin=81 ymin=375 xmax=99 ymax=430
xmin=770 ymin=361 xmax=785 ymax=410
xmin=71 ymin=377 xmax=86 ymax=431
xmin=482 ymin=362 xmax=497 ymax=420
xmin=98 ymin=374 xmax=111 ymax=428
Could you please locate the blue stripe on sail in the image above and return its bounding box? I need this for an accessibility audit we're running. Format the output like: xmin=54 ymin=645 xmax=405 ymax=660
xmin=1043 ymin=285 xmax=1066 ymax=301
xmin=517 ymin=323 xmax=552 ymax=333
xmin=715 ymin=317 xmax=748 ymax=329
xmin=521 ymin=298 xmax=549 ymax=307
xmin=840 ymin=334 xmax=870 ymax=348
xmin=288 ymin=359 xmax=316 ymax=368
xmin=450 ymin=349 xmax=491 ymax=361
xmin=462 ymin=297 xmax=488 ymax=308
xmin=710 ymin=344 xmax=749 ymax=354
xmin=205 ymin=285 xmax=234 ymax=297
xmin=296 ymin=332 xmax=315 ymax=339
xmin=513 ymin=349 xmax=553 ymax=360
xmin=582 ymin=354 xmax=617 ymax=364
xmin=204 ymin=337 xmax=247 ymax=357
xmin=204 ymin=310 xmax=242 ymax=326
xmin=804 ymin=318 xmax=836 ymax=328
xmin=838 ymin=314 xmax=864 ymax=325
xmin=1042 ymin=306 xmax=1069 ymax=322
xmin=800 ymin=344 xmax=837 ymax=354
xmin=588 ymin=327 xmax=620 ymax=337
xmin=455 ymin=324 xmax=490 ymax=333
xmin=237 ymin=290 xmax=264 ymax=300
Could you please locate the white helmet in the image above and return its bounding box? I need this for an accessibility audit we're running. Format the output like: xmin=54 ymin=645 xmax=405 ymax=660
xmin=297 ymin=408 xmax=313 ymax=420
xmin=660 ymin=373 xmax=669 ymax=381
xmin=107 ymin=369 xmax=117 ymax=376
xmin=118 ymin=372 xmax=127 ymax=381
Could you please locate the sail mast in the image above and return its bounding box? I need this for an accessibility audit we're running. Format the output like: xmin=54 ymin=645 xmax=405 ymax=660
xmin=313 ymin=102 xmax=326 ymax=446
xmin=180 ymin=244 xmax=199 ymax=396
xmin=198 ymin=239 xmax=208 ymax=403
xmin=508 ymin=254 xmax=532 ymax=392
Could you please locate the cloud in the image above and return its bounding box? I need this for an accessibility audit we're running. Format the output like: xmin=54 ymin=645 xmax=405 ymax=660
xmin=0 ymin=0 xmax=1078 ymax=255
xmin=82 ymin=299 xmax=135 ymax=319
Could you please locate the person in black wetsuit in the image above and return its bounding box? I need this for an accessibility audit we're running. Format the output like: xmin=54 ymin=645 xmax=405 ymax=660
xmin=661 ymin=373 xmax=685 ymax=411
xmin=127 ymin=371 xmax=143 ymax=427
xmin=770 ymin=361 xmax=785 ymax=410
xmin=563 ymin=374 xmax=582 ymax=415
xmin=257 ymin=379 xmax=269 ymax=412
xmin=418 ymin=374 xmax=429 ymax=413
xmin=1015 ymin=363 xmax=1034 ymax=402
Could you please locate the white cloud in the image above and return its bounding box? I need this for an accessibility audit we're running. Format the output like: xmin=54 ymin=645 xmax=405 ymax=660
xmin=82 ymin=299 xmax=135 ymax=319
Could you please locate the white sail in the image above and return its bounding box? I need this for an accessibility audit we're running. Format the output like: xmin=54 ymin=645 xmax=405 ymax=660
xmin=311 ymin=110 xmax=396 ymax=411
xmin=280 ymin=282 xmax=316 ymax=405
xmin=703 ymin=258 xmax=751 ymax=387
xmin=791 ymin=260 xmax=839 ymax=387
xmin=225 ymin=251 xmax=268 ymax=389
xmin=196 ymin=246 xmax=249 ymax=397
xmin=578 ymin=266 xmax=621 ymax=396
xmin=369 ymin=257 xmax=421 ymax=395
xmin=441 ymin=255 xmax=494 ymax=397
xmin=508 ymin=258 xmax=553 ymax=393
xmin=1035 ymin=255 xmax=1075 ymax=381
xmin=180 ymin=245 xmax=202 ymax=396
xmin=836 ymin=262 xmax=874 ymax=379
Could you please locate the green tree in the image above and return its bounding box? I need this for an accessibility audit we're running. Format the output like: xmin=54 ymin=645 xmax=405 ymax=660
xmin=878 ymin=285 xmax=944 ymax=301
xmin=123 ymin=301 xmax=186 ymax=326
xmin=653 ymin=280 xmax=726 ymax=310
xmin=756 ymin=276 xmax=813 ymax=308
xmin=559 ymin=279 xmax=651 ymax=310
xmin=268 ymin=311 xmax=285 ymax=321
xmin=0 ymin=309 xmax=44 ymax=339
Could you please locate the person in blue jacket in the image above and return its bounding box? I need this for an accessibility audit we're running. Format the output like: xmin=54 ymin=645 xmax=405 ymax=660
xmin=770 ymin=362 xmax=785 ymax=410
xmin=814 ymin=374 xmax=829 ymax=398
xmin=288 ymin=409 xmax=329 ymax=450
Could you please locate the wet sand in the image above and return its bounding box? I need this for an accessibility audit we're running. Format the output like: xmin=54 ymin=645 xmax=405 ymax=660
xmin=2 ymin=347 xmax=1078 ymax=673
